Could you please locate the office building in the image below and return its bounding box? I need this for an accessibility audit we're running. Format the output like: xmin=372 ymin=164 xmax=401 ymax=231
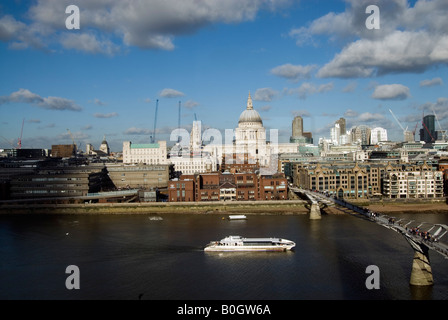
xmin=293 ymin=161 xmax=444 ymax=200
xmin=420 ymin=115 xmax=436 ymax=143
xmin=383 ymin=170 xmax=443 ymax=199
xmin=290 ymin=115 xmax=313 ymax=144
xmin=351 ymin=125 xmax=371 ymax=145
xmin=122 ymin=141 xmax=168 ymax=165
xmin=9 ymin=164 xmax=106 ymax=200
xmin=51 ymin=144 xmax=76 ymax=158
xmin=370 ymin=127 xmax=388 ymax=144
xmin=106 ymin=163 xmax=173 ymax=190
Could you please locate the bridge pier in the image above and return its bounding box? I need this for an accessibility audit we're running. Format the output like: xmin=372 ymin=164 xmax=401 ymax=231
xmin=410 ymin=246 xmax=433 ymax=286
xmin=309 ymin=203 xmax=321 ymax=220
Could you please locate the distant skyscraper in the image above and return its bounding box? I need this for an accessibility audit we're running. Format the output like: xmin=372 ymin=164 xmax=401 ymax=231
xmin=292 ymin=116 xmax=303 ymax=138
xmin=190 ymin=120 xmax=202 ymax=153
xmin=330 ymin=123 xmax=340 ymax=145
xmin=351 ymin=125 xmax=371 ymax=145
xmin=404 ymin=130 xmax=414 ymax=142
xmin=330 ymin=118 xmax=349 ymax=145
xmin=290 ymin=115 xmax=312 ymax=144
xmin=370 ymin=127 xmax=388 ymax=144
xmin=420 ymin=115 xmax=436 ymax=143
xmin=335 ymin=117 xmax=346 ymax=136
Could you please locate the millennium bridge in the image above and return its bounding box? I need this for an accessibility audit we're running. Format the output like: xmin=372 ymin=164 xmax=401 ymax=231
xmin=291 ymin=187 xmax=448 ymax=286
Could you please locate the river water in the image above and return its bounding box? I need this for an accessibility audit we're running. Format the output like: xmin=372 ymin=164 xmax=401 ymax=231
xmin=1 ymin=212 xmax=447 ymax=301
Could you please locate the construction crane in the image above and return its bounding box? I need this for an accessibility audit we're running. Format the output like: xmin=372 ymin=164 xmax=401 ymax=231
xmin=389 ymin=109 xmax=410 ymax=141
xmin=433 ymin=108 xmax=447 ymax=140
xmin=151 ymin=99 xmax=159 ymax=144
xmin=178 ymin=101 xmax=181 ymax=143
xmin=1 ymin=136 xmax=16 ymax=148
xmin=178 ymin=101 xmax=181 ymax=129
xmin=66 ymin=129 xmax=77 ymax=154
xmin=412 ymin=122 xmax=418 ymax=139
xmin=17 ymin=118 xmax=24 ymax=149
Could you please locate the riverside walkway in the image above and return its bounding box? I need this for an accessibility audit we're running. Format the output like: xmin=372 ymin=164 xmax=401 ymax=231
xmin=292 ymin=187 xmax=448 ymax=286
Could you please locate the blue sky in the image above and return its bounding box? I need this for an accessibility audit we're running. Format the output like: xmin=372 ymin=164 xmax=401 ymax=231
xmin=1 ymin=0 xmax=447 ymax=152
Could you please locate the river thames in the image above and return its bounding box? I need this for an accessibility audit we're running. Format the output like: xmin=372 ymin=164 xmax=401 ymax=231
xmin=1 ymin=212 xmax=447 ymax=300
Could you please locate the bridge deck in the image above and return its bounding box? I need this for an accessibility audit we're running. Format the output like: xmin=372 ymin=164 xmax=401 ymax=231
xmin=293 ymin=187 xmax=448 ymax=259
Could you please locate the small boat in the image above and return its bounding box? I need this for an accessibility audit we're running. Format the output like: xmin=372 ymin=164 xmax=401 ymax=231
xmin=228 ymin=215 xmax=247 ymax=220
xmin=148 ymin=216 xmax=163 ymax=221
xmin=204 ymin=235 xmax=295 ymax=252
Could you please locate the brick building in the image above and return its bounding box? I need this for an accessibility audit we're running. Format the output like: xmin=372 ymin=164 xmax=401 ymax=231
xmin=168 ymin=171 xmax=288 ymax=202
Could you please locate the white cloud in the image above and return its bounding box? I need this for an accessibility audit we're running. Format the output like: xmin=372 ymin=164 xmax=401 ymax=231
xmin=291 ymin=110 xmax=311 ymax=118
xmin=1 ymin=0 xmax=293 ymax=53
xmin=270 ymin=64 xmax=316 ymax=81
xmin=93 ymin=112 xmax=118 ymax=118
xmin=372 ymin=84 xmax=410 ymax=100
xmin=0 ymin=15 xmax=46 ymax=50
xmin=124 ymin=127 xmax=152 ymax=135
xmin=343 ymin=108 xmax=390 ymax=130
xmin=342 ymin=82 xmax=357 ymax=93
xmin=420 ymin=77 xmax=443 ymax=87
xmin=60 ymin=32 xmax=120 ymax=55
xmin=159 ymin=88 xmax=185 ymax=98
xmin=253 ymin=88 xmax=278 ymax=102
xmin=318 ymin=31 xmax=448 ymax=78
xmin=184 ymin=100 xmax=199 ymax=109
xmin=90 ymin=98 xmax=107 ymax=106
xmin=344 ymin=109 xmax=358 ymax=117
xmin=0 ymin=88 xmax=82 ymax=111
xmin=292 ymin=0 xmax=448 ymax=78
xmin=357 ymin=112 xmax=385 ymax=122
xmin=58 ymin=131 xmax=90 ymax=140
xmin=288 ymin=82 xmax=333 ymax=99
xmin=418 ymin=97 xmax=448 ymax=120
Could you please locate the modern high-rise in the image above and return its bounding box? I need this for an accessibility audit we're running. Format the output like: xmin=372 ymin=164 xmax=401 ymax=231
xmin=291 ymin=116 xmax=303 ymax=138
xmin=351 ymin=125 xmax=371 ymax=145
xmin=420 ymin=115 xmax=436 ymax=143
xmin=190 ymin=120 xmax=202 ymax=154
xmin=335 ymin=117 xmax=346 ymax=135
xmin=290 ymin=115 xmax=313 ymax=144
xmin=370 ymin=127 xmax=388 ymax=144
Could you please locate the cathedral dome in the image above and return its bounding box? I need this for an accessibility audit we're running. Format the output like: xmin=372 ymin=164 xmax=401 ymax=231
xmin=238 ymin=109 xmax=263 ymax=124
xmin=238 ymin=92 xmax=263 ymax=125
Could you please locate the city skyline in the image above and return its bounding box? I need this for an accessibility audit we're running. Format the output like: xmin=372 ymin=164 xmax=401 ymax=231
xmin=1 ymin=0 xmax=447 ymax=152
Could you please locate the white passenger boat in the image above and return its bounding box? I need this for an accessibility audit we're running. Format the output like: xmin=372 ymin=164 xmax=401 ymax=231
xmin=228 ymin=215 xmax=247 ymax=220
xmin=204 ymin=235 xmax=295 ymax=252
